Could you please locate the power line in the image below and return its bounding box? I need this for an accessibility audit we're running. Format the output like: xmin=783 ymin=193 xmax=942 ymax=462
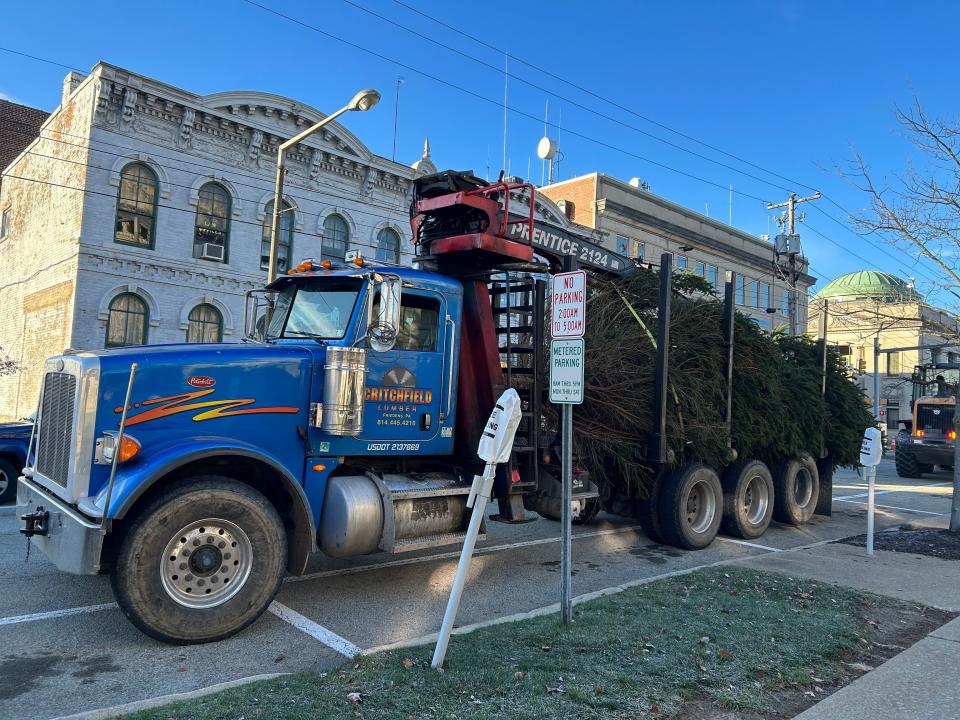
xmin=2 ymin=41 xmax=923 ymax=293
xmin=239 ymin=0 xmax=774 ymax=204
xmin=807 ymin=202 xmax=941 ymax=285
xmin=386 ymin=0 xmax=821 ymax=194
xmin=1 ymin=171 xmax=397 ymax=258
xmin=1 ymin=120 xmax=411 ymax=228
xmin=338 ymin=0 xmax=799 ymax=196
xmin=0 ymin=46 xmax=84 ymax=74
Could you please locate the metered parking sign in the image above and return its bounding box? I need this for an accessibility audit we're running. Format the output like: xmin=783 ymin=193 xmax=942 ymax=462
xmin=550 ymin=338 xmax=585 ymax=404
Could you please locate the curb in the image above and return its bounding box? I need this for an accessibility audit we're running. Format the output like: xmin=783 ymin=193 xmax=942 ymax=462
xmin=52 ymin=673 xmax=287 ymax=720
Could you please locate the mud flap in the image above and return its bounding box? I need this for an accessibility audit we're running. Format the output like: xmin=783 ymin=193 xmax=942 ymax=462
xmin=814 ymin=455 xmax=833 ymax=516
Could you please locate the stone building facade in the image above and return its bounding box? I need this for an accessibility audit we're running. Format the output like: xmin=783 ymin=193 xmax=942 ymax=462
xmin=539 ymin=173 xmax=816 ymax=330
xmin=808 ymin=270 xmax=960 ymax=434
xmin=0 ymin=63 xmax=435 ymax=420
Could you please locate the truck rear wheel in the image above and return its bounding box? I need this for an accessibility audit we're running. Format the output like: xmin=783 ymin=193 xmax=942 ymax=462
xmin=657 ymin=463 xmax=723 ymax=550
xmin=111 ymin=475 xmax=287 ymax=645
xmin=895 ymin=449 xmax=924 ymax=479
xmin=721 ymin=459 xmax=773 ymax=539
xmin=772 ymin=456 xmax=820 ymax=526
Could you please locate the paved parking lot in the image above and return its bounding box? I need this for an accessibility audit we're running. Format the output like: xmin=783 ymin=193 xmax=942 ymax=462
xmin=0 ymin=458 xmax=954 ymax=720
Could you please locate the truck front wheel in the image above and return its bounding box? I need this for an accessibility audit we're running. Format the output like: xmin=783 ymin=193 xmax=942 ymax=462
xmin=111 ymin=475 xmax=287 ymax=645
xmin=657 ymin=463 xmax=723 ymax=550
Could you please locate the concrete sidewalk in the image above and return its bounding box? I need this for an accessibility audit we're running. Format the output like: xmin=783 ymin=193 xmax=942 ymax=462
xmin=794 ymin=617 xmax=960 ymax=720
xmin=734 ymin=520 xmax=960 ymax=720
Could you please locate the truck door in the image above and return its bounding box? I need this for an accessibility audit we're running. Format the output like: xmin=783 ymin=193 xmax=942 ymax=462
xmin=361 ymin=289 xmax=445 ymax=443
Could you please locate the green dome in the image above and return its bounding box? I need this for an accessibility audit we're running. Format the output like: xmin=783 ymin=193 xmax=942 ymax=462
xmin=814 ymin=270 xmax=922 ymax=302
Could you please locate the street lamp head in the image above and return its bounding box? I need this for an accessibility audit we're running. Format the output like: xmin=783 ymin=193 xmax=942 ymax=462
xmin=349 ymin=88 xmax=381 ymax=112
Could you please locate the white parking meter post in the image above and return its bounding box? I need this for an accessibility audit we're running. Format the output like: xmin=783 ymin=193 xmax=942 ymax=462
xmin=432 ymin=389 xmax=522 ymax=670
xmin=859 ymin=426 xmax=883 ymax=556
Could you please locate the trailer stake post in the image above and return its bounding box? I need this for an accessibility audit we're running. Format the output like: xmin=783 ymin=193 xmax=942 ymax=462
xmin=648 ymin=253 xmax=672 ymax=464
xmin=722 ymin=272 xmax=736 ymax=456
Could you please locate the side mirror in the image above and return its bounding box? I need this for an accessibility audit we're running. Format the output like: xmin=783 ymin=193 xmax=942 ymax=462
xmin=244 ymin=289 xmax=276 ymax=341
xmin=367 ymin=275 xmax=401 ymax=352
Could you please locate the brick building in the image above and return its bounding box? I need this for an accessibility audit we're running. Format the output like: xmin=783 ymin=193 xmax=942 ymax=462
xmin=539 ymin=173 xmax=816 ymax=329
xmin=0 ymin=63 xmax=436 ymax=420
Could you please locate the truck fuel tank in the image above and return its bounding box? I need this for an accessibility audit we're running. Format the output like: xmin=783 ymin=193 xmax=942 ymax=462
xmin=319 ymin=472 xmax=474 ymax=558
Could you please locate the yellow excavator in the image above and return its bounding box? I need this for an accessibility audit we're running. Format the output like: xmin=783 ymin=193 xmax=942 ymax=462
xmin=895 ymin=363 xmax=957 ymax=478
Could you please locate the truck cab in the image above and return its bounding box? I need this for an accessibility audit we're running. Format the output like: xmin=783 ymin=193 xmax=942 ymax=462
xmin=18 ymin=260 xmax=484 ymax=643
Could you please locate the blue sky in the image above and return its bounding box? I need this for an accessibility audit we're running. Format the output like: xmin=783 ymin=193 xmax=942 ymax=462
xmin=2 ymin=0 xmax=957 ymax=302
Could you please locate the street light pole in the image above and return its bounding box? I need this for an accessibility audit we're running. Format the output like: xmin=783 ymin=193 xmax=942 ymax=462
xmin=267 ymin=88 xmax=381 ymax=283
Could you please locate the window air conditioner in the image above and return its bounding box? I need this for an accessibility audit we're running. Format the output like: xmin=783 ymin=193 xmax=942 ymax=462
xmin=200 ymin=243 xmax=225 ymax=261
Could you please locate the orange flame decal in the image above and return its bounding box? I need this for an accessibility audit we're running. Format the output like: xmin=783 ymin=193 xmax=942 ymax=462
xmin=117 ymin=389 xmax=299 ymax=427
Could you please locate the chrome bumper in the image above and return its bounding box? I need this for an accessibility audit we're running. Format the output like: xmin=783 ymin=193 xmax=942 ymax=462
xmin=16 ymin=476 xmax=104 ymax=575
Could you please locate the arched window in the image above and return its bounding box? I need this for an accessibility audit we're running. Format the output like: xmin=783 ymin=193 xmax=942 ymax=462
xmin=105 ymin=293 xmax=148 ymax=348
xmin=194 ymin=182 xmax=230 ymax=262
xmin=375 ymin=227 xmax=401 ymax=264
xmin=261 ymin=200 xmax=293 ymax=272
xmin=186 ymin=303 xmax=223 ymax=343
xmin=114 ymin=163 xmax=158 ymax=248
xmin=322 ymin=213 xmax=349 ymax=260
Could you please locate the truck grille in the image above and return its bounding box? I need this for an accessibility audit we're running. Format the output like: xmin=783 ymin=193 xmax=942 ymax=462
xmin=36 ymin=372 xmax=78 ymax=488
xmin=917 ymin=404 xmax=953 ymax=439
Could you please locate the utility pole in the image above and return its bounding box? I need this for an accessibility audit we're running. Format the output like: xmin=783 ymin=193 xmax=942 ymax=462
xmin=768 ymin=191 xmax=821 ymax=335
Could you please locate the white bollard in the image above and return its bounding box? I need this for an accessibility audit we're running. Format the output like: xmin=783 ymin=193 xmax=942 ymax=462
xmin=431 ymin=389 xmax=521 ymax=670
xmin=859 ymin=427 xmax=882 ymax=557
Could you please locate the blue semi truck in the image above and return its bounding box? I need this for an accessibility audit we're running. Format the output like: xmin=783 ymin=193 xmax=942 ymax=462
xmin=18 ymin=171 xmax=830 ymax=644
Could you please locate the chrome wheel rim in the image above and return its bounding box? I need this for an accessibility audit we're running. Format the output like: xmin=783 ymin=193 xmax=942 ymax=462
xmin=743 ymin=473 xmax=770 ymax=526
xmin=794 ymin=468 xmax=814 ymax=509
xmin=160 ymin=519 xmax=253 ymax=609
xmin=0 ymin=468 xmax=8 ymax=496
xmin=685 ymin=478 xmax=717 ymax=534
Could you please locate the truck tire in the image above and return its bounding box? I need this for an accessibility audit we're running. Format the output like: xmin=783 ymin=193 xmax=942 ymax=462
xmin=111 ymin=475 xmax=287 ymax=645
xmin=720 ymin=459 xmax=774 ymax=539
xmin=894 ymin=449 xmax=924 ymax=479
xmin=0 ymin=456 xmax=18 ymax=504
xmin=772 ymin=455 xmax=820 ymax=526
xmin=635 ymin=470 xmax=666 ymax=544
xmin=657 ymin=463 xmax=723 ymax=550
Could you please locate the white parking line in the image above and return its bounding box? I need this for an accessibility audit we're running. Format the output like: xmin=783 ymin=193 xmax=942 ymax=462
xmin=268 ymin=601 xmax=361 ymax=657
xmin=0 ymin=505 xmax=15 ymax=514
xmin=0 ymin=602 xmax=116 ymax=627
xmin=834 ymin=481 xmax=952 ymax=501
xmin=835 ymin=498 xmax=946 ymax=516
xmin=718 ymin=537 xmax=783 ymax=552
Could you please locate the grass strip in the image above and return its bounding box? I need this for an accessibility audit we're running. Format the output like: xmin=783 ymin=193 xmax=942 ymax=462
xmin=126 ymin=566 xmax=893 ymax=719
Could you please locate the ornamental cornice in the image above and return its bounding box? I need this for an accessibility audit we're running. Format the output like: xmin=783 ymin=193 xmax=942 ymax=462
xmin=79 ymin=246 xmax=265 ymax=295
xmin=90 ymin=63 xmax=416 ymax=201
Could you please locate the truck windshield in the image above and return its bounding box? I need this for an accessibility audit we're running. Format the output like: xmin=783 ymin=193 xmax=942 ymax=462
xmin=267 ymin=278 xmax=362 ymax=341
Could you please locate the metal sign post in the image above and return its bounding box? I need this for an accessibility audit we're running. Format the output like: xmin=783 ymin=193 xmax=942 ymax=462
xmin=432 ymin=389 xmax=522 ymax=669
xmin=859 ymin=426 xmax=883 ymax=556
xmin=551 ymin=263 xmax=585 ymax=625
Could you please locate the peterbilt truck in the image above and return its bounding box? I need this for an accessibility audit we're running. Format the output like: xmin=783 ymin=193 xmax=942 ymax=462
xmin=17 ymin=171 xmax=830 ymax=644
